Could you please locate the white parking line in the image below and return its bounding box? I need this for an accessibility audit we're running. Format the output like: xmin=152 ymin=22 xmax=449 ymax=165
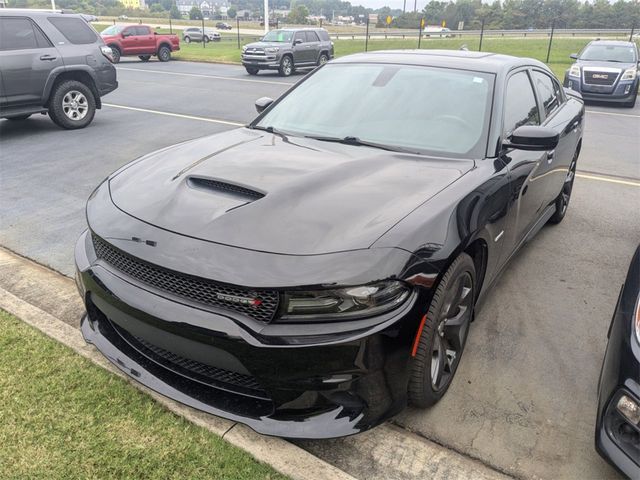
xmin=585 ymin=110 xmax=640 ymax=119
xmin=576 ymin=172 xmax=640 ymax=187
xmin=117 ymin=67 xmax=295 ymax=87
xmin=103 ymin=103 xmax=244 ymax=126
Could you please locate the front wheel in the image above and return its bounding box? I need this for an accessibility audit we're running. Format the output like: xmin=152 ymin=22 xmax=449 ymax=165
xmin=623 ymin=90 xmax=637 ymax=108
xmin=184 ymin=36 xmax=191 ymax=43
xmin=548 ymin=149 xmax=578 ymax=224
xmin=245 ymin=66 xmax=259 ymax=75
xmin=48 ymin=80 xmax=96 ymax=130
xmin=110 ymin=46 xmax=121 ymax=63
xmin=408 ymin=253 xmax=476 ymax=408
xmin=158 ymin=46 xmax=171 ymax=62
xmin=203 ymin=36 xmax=210 ymax=43
xmin=138 ymin=55 xmax=151 ymax=62
xmin=278 ymin=55 xmax=294 ymax=77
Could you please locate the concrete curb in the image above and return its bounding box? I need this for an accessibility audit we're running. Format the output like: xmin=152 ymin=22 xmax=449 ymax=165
xmin=0 ymin=285 xmax=355 ymax=480
xmin=0 ymin=246 xmax=512 ymax=480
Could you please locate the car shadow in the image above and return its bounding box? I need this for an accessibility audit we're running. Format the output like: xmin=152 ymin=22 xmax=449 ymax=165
xmin=0 ymin=116 xmax=61 ymax=139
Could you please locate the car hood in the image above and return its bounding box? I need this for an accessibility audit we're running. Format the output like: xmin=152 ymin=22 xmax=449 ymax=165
xmin=244 ymin=41 xmax=287 ymax=50
xmin=109 ymin=128 xmax=474 ymax=255
xmin=575 ymin=60 xmax=636 ymax=70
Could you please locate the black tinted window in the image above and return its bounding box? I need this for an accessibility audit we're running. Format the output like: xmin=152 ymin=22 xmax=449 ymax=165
xmin=48 ymin=17 xmax=97 ymax=44
xmin=305 ymin=31 xmax=319 ymax=42
xmin=0 ymin=18 xmax=38 ymax=50
xmin=317 ymin=30 xmax=330 ymax=41
xmin=532 ymin=71 xmax=560 ymax=117
xmin=504 ymin=71 xmax=540 ymax=135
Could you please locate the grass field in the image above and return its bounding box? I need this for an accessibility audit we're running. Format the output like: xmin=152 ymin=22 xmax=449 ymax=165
xmin=0 ymin=310 xmax=286 ymax=480
xmin=94 ymin=22 xmax=637 ymax=79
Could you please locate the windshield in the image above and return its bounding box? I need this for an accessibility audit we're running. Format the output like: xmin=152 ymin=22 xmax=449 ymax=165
xmin=255 ymin=64 xmax=494 ymax=158
xmin=580 ymin=44 xmax=637 ymax=63
xmin=262 ymin=30 xmax=293 ymax=43
xmin=101 ymin=25 xmax=123 ymax=35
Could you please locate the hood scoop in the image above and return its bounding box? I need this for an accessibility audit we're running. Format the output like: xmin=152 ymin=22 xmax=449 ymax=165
xmin=187 ymin=177 xmax=265 ymax=202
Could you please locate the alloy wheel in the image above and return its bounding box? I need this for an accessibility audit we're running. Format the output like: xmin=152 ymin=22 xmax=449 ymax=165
xmin=559 ymin=156 xmax=577 ymax=215
xmin=430 ymin=272 xmax=473 ymax=391
xmin=282 ymin=57 xmax=292 ymax=76
xmin=62 ymin=90 xmax=89 ymax=121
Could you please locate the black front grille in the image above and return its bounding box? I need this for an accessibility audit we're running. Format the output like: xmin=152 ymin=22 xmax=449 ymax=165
xmin=109 ymin=319 xmax=268 ymax=399
xmin=584 ymin=70 xmax=618 ymax=86
xmin=92 ymin=234 xmax=279 ymax=323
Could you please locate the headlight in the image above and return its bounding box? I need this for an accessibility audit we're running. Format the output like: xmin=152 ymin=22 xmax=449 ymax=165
xmin=279 ymin=281 xmax=410 ymax=322
xmin=569 ymin=64 xmax=581 ymax=77
xmin=241 ymin=45 xmax=247 ymax=53
xmin=621 ymin=67 xmax=637 ymax=81
xmin=265 ymin=47 xmax=279 ymax=53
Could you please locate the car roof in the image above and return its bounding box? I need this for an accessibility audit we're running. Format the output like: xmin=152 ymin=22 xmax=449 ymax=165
xmin=587 ymin=40 xmax=636 ymax=47
xmin=277 ymin=27 xmax=326 ymax=32
xmin=0 ymin=8 xmax=83 ymax=18
xmin=331 ymin=49 xmax=549 ymax=75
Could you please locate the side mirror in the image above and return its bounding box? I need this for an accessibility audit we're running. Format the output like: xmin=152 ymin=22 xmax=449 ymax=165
xmin=294 ymin=38 xmax=303 ymax=45
xmin=504 ymin=126 xmax=559 ymax=151
xmin=569 ymin=53 xmax=578 ymax=60
xmin=255 ymin=97 xmax=274 ymax=113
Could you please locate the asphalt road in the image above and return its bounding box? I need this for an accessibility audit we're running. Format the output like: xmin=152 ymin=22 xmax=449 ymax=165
xmin=1 ymin=59 xmax=639 ymax=479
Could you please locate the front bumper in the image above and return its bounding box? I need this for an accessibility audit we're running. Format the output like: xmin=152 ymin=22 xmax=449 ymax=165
xmin=565 ymin=75 xmax=638 ymax=104
xmin=75 ymin=229 xmax=424 ymax=439
xmin=241 ymin=54 xmax=281 ymax=69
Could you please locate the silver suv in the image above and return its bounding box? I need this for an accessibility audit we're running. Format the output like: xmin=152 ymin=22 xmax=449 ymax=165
xmin=0 ymin=9 xmax=117 ymax=129
xmin=242 ymin=28 xmax=334 ymax=77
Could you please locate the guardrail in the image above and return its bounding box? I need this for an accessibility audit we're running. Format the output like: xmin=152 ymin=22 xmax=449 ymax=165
xmin=329 ymin=28 xmax=636 ymax=40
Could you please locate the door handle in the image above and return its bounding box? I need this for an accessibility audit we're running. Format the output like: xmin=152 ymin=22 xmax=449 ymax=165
xmin=40 ymin=54 xmax=57 ymax=61
xmin=546 ymin=150 xmax=555 ymax=164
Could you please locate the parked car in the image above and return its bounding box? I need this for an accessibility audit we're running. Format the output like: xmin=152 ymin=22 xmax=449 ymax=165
xmin=241 ymin=28 xmax=334 ymax=76
xmin=182 ymin=27 xmax=221 ymax=43
xmin=423 ymin=27 xmax=453 ymax=38
xmin=0 ymin=9 xmax=117 ymax=129
xmin=564 ymin=40 xmax=639 ymax=108
xmin=596 ymin=245 xmax=640 ymax=478
xmin=76 ymin=50 xmax=584 ymax=439
xmin=216 ymin=22 xmax=232 ymax=30
xmin=100 ymin=24 xmax=180 ymax=63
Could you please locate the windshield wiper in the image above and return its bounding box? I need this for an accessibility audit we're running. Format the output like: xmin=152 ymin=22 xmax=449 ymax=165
xmin=304 ymin=135 xmax=414 ymax=153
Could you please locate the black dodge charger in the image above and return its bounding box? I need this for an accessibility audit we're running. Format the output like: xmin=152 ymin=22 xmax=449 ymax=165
xmin=75 ymin=50 xmax=584 ymax=439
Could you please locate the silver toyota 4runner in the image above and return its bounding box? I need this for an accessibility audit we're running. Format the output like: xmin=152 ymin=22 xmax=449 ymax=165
xmin=242 ymin=28 xmax=334 ymax=77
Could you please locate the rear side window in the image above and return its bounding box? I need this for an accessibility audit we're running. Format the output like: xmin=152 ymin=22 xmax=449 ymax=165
xmin=0 ymin=17 xmax=50 ymax=50
xmin=532 ymin=70 xmax=560 ymax=117
xmin=317 ymin=30 xmax=330 ymax=41
xmin=305 ymin=31 xmax=320 ymax=42
xmin=504 ymin=71 xmax=540 ymax=135
xmin=48 ymin=17 xmax=97 ymax=45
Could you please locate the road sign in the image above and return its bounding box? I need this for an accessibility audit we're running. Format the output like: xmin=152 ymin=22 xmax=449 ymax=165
xmin=420 ymin=18 xmax=425 ymax=29
xmin=386 ymin=15 xmax=392 ymax=25
xmin=442 ymin=20 xmax=446 ymax=27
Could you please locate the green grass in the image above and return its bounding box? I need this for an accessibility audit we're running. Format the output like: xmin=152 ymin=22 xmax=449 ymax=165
xmin=93 ymin=21 xmax=637 ymax=79
xmin=0 ymin=309 xmax=287 ymax=480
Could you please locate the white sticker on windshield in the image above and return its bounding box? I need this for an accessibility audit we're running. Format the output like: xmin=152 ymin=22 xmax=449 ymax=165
xmin=473 ymin=77 xmax=484 ymax=83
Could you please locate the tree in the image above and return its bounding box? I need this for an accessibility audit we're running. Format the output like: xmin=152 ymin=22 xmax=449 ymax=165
xmin=170 ymin=3 xmax=181 ymax=19
xmin=189 ymin=5 xmax=203 ymax=20
xmin=287 ymin=4 xmax=309 ymax=24
xmin=150 ymin=3 xmax=165 ymax=12
xmin=228 ymin=6 xmax=237 ymax=18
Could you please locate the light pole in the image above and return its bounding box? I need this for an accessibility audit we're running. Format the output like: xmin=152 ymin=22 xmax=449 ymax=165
xmin=264 ymin=0 xmax=269 ymax=34
xmin=51 ymin=0 xmax=56 ymax=10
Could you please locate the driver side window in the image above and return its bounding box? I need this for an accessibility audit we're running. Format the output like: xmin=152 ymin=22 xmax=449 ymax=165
xmin=503 ymin=71 xmax=540 ymax=136
xmin=294 ymin=32 xmax=305 ymax=44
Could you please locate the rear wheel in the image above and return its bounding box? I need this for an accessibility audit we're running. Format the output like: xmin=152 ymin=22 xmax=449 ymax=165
xmin=548 ymin=149 xmax=578 ymax=224
xmin=138 ymin=55 xmax=151 ymax=62
xmin=7 ymin=114 xmax=31 ymax=121
xmin=109 ymin=46 xmax=121 ymax=63
xmin=48 ymin=80 xmax=96 ymax=130
xmin=317 ymin=53 xmax=329 ymax=66
xmin=408 ymin=253 xmax=476 ymax=407
xmin=158 ymin=45 xmax=171 ymax=62
xmin=245 ymin=66 xmax=259 ymax=75
xmin=278 ymin=55 xmax=294 ymax=77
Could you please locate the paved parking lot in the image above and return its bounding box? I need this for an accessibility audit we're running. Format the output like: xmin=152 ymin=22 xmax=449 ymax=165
xmin=1 ymin=59 xmax=639 ymax=479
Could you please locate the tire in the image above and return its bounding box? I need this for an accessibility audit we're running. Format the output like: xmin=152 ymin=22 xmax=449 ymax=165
xmin=7 ymin=114 xmax=31 ymax=121
xmin=408 ymin=253 xmax=476 ymax=408
xmin=184 ymin=36 xmax=191 ymax=43
xmin=317 ymin=52 xmax=329 ymax=66
xmin=203 ymin=35 xmax=210 ymax=43
xmin=245 ymin=66 xmax=259 ymax=75
xmin=623 ymin=90 xmax=637 ymax=108
xmin=109 ymin=46 xmax=121 ymax=63
xmin=138 ymin=55 xmax=151 ymax=62
xmin=158 ymin=45 xmax=171 ymax=62
xmin=47 ymin=80 xmax=96 ymax=130
xmin=548 ymin=148 xmax=578 ymax=224
xmin=278 ymin=55 xmax=294 ymax=77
